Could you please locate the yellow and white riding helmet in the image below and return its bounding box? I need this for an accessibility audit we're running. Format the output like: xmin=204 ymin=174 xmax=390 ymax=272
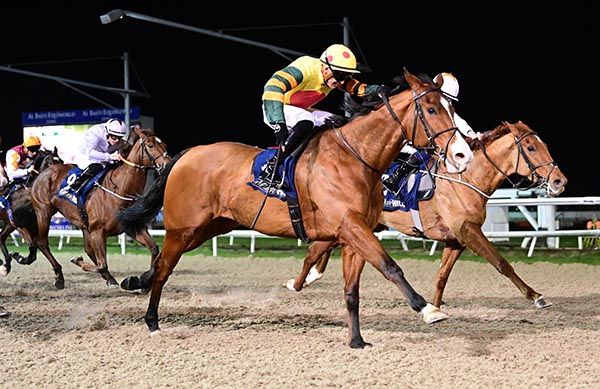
xmin=434 ymin=72 xmax=460 ymax=100
xmin=320 ymin=44 xmax=360 ymax=74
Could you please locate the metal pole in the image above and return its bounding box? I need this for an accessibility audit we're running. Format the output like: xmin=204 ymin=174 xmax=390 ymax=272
xmin=0 ymin=65 xmax=148 ymax=98
xmin=342 ymin=17 xmax=351 ymax=118
xmin=123 ymin=52 xmax=131 ymax=136
xmin=343 ymin=17 xmax=350 ymax=46
xmin=121 ymin=10 xmax=308 ymax=58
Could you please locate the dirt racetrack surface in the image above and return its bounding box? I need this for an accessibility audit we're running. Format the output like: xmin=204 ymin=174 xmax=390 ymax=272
xmin=1 ymin=254 xmax=599 ymax=388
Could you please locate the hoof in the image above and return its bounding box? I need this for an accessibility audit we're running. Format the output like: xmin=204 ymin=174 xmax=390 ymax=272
xmin=534 ymin=296 xmax=553 ymax=309
xmin=421 ymin=303 xmax=449 ymax=324
xmin=284 ymin=279 xmax=298 ymax=291
xmin=70 ymin=256 xmax=83 ymax=265
xmin=54 ymin=279 xmax=65 ymax=290
xmin=305 ymin=267 xmax=323 ymax=286
xmin=107 ymin=279 xmax=119 ymax=288
xmin=0 ymin=266 xmax=8 ymax=277
xmin=149 ymin=329 xmax=161 ymax=337
xmin=120 ymin=276 xmax=142 ymax=291
xmin=0 ymin=307 xmax=11 ymax=319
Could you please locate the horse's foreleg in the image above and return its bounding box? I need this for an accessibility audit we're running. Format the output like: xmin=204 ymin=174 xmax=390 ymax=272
xmin=120 ymin=230 xmax=159 ymax=292
xmin=0 ymin=224 xmax=16 ymax=275
xmin=341 ymin=246 xmax=371 ymax=348
xmin=285 ymin=240 xmax=336 ymax=291
xmin=432 ymin=240 xmax=465 ymax=307
xmin=459 ymin=221 xmax=549 ymax=307
xmin=339 ymin=210 xmax=447 ymax=324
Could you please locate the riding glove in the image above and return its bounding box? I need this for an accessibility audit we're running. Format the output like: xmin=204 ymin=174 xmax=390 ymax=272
xmin=272 ymin=122 xmax=289 ymax=146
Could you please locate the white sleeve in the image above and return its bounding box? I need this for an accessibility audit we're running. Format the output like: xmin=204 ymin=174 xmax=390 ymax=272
xmin=81 ymin=129 xmax=111 ymax=162
xmin=454 ymin=112 xmax=478 ymax=138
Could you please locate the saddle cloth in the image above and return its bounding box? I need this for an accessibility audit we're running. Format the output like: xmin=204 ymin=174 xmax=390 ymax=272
xmin=247 ymin=148 xmax=299 ymax=202
xmin=58 ymin=167 xmax=109 ymax=205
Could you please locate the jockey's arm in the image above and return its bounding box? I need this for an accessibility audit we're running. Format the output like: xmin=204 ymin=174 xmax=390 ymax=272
xmin=262 ymin=65 xmax=304 ymax=125
xmin=81 ymin=131 xmax=112 ymax=162
xmin=454 ymin=113 xmax=481 ymax=139
xmin=5 ymin=149 xmax=29 ymax=180
xmin=343 ymin=79 xmax=379 ymax=97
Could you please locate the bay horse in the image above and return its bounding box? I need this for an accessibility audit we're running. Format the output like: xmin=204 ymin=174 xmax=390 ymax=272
xmin=0 ymin=147 xmax=62 ymax=275
xmin=118 ymin=69 xmax=474 ymax=348
xmin=286 ymin=121 xmax=567 ymax=312
xmin=17 ymin=127 xmax=170 ymax=289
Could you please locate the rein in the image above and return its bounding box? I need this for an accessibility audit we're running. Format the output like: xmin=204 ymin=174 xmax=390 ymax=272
xmin=335 ymin=86 xmax=458 ymax=173
xmin=433 ymin=129 xmax=557 ymax=198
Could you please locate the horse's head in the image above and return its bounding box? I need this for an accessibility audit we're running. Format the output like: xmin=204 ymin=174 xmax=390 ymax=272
xmin=502 ymin=121 xmax=567 ymax=196
xmin=400 ymin=69 xmax=473 ymax=173
xmin=28 ymin=147 xmax=63 ymax=177
xmin=125 ymin=127 xmax=171 ymax=174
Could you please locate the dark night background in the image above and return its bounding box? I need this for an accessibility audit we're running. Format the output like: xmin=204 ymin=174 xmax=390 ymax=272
xmin=1 ymin=2 xmax=597 ymax=196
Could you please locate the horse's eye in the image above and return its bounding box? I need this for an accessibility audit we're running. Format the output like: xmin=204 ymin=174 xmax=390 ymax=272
xmin=527 ymin=145 xmax=535 ymax=152
xmin=427 ymin=107 xmax=436 ymax=114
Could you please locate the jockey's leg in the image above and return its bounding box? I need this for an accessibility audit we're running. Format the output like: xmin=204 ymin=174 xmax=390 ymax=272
xmin=62 ymin=163 xmax=103 ymax=195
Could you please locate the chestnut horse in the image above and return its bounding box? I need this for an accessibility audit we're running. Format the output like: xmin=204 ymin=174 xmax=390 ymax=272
xmin=0 ymin=147 xmax=62 ymax=275
xmin=286 ymin=121 xmax=567 ymax=312
xmin=17 ymin=128 xmax=170 ymax=289
xmin=119 ymin=69 xmax=475 ymax=348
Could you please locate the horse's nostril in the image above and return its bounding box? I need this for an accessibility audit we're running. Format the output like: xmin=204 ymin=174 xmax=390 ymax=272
xmin=553 ymin=179 xmax=564 ymax=188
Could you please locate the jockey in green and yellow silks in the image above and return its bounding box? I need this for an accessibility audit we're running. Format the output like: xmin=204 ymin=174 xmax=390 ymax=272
xmin=262 ymin=44 xmax=379 ymax=161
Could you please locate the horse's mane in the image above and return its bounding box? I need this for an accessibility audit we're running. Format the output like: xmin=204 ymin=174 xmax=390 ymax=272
xmin=468 ymin=121 xmax=531 ymax=150
xmin=342 ymin=73 xmax=435 ymax=119
xmin=121 ymin=128 xmax=155 ymax=157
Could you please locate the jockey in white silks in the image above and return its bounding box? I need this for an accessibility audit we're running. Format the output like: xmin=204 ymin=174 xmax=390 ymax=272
xmin=59 ymin=119 xmax=126 ymax=197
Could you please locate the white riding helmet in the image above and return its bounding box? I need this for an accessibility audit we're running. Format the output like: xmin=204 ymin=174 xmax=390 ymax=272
xmin=434 ymin=72 xmax=460 ymax=99
xmin=105 ymin=119 xmax=127 ymax=138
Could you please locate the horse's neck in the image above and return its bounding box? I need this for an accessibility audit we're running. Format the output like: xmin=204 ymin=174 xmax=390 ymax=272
xmin=109 ymin=151 xmax=148 ymax=194
xmin=341 ymin=94 xmax=412 ymax=172
xmin=466 ymin=135 xmax=518 ymax=194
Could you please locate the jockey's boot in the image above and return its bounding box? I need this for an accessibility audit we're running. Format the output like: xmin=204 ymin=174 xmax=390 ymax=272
xmin=281 ymin=120 xmax=315 ymax=159
xmin=261 ymin=157 xmax=286 ymax=189
xmin=59 ymin=163 xmax=103 ymax=196
xmin=385 ymin=152 xmax=421 ymax=190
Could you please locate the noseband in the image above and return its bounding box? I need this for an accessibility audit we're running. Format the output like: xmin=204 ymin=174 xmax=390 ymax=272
xmin=335 ymin=85 xmax=459 ymax=174
xmin=481 ymin=130 xmax=557 ymax=190
xmin=120 ymin=135 xmax=169 ymax=174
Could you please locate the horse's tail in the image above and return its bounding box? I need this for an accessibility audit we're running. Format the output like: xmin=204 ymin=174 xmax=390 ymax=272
xmin=118 ymin=150 xmax=189 ymax=237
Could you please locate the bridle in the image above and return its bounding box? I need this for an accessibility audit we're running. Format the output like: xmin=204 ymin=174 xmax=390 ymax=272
xmin=335 ymin=85 xmax=459 ymax=173
xmin=481 ymin=130 xmax=557 ymax=191
xmin=120 ymin=134 xmax=169 ymax=174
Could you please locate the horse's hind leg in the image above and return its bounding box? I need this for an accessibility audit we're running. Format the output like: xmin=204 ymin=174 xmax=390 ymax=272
xmin=0 ymin=224 xmax=16 ymax=276
xmin=432 ymin=240 xmax=466 ymax=307
xmin=70 ymin=230 xmax=118 ymax=287
xmin=459 ymin=221 xmax=549 ymax=308
xmin=339 ymin=210 xmax=447 ymax=324
xmin=285 ymin=240 xmax=336 ymax=291
xmin=145 ymin=218 xmax=237 ymax=333
xmin=120 ymin=229 xmax=160 ymax=292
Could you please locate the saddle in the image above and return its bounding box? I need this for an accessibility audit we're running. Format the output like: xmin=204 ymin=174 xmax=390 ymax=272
xmin=382 ymin=151 xmax=436 ymax=212
xmin=247 ymin=131 xmax=318 ymax=243
xmin=58 ymin=167 xmax=111 ymax=228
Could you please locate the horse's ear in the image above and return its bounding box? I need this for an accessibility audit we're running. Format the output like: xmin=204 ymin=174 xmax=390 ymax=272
xmin=403 ymin=68 xmax=422 ymax=90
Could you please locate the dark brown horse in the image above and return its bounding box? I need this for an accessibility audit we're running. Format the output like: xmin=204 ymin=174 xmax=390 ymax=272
xmin=286 ymin=121 xmax=567 ymax=312
xmin=118 ymin=69 xmax=476 ymax=348
xmin=19 ymin=127 xmax=170 ymax=289
xmin=0 ymin=147 xmax=62 ymax=276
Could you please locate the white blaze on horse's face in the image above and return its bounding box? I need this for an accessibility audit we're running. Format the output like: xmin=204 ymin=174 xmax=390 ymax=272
xmin=440 ymin=99 xmax=473 ymax=173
